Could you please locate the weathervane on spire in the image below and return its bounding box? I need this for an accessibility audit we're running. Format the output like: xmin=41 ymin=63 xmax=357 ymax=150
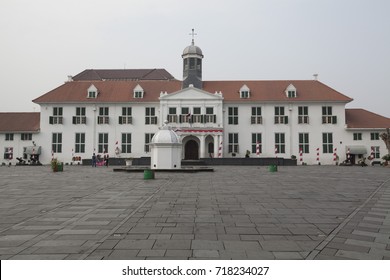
xmin=189 ymin=28 xmax=197 ymax=45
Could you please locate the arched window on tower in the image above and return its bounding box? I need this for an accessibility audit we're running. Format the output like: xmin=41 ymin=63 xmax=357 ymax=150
xmin=189 ymin=58 xmax=195 ymax=69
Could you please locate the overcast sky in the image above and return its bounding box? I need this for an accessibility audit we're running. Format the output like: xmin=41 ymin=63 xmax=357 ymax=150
xmin=1 ymin=0 xmax=389 ymax=117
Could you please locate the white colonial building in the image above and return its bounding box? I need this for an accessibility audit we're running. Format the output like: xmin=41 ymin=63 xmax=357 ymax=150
xmin=1 ymin=39 xmax=390 ymax=165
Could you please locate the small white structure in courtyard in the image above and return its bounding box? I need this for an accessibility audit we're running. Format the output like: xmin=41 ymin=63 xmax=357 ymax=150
xmin=150 ymin=121 xmax=182 ymax=169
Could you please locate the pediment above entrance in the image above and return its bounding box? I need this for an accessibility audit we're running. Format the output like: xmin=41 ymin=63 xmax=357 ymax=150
xmin=160 ymin=87 xmax=223 ymax=101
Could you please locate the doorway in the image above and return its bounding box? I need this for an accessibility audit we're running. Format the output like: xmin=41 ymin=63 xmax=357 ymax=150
xmin=185 ymin=140 xmax=199 ymax=160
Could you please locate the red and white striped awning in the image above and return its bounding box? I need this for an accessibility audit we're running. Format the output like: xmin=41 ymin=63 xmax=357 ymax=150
xmin=175 ymin=129 xmax=223 ymax=133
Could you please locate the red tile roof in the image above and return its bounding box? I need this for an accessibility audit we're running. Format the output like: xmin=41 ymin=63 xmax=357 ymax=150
xmin=33 ymin=79 xmax=353 ymax=104
xmin=0 ymin=112 xmax=40 ymax=132
xmin=72 ymin=69 xmax=176 ymax=81
xmin=33 ymin=80 xmax=182 ymax=103
xmin=345 ymin=109 xmax=390 ymax=129
xmin=203 ymin=80 xmax=353 ymax=102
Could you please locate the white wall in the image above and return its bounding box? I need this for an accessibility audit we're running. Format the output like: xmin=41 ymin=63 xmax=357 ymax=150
xmin=16 ymin=99 xmax=387 ymax=165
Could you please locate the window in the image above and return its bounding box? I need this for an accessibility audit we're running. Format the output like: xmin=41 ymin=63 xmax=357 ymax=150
xmin=98 ymin=107 xmax=109 ymax=124
xmin=299 ymin=133 xmax=309 ymax=153
xmin=287 ymin=91 xmax=296 ymax=98
xmin=5 ymin=133 xmax=14 ymax=141
xmin=134 ymin=91 xmax=143 ymax=98
xmin=241 ymin=91 xmax=249 ymax=98
xmin=204 ymin=107 xmax=216 ymax=123
xmin=49 ymin=107 xmax=63 ymax=124
xmin=145 ymin=133 xmax=155 ymax=152
xmin=73 ymin=107 xmax=86 ymax=124
xmin=353 ymin=133 xmax=362 ymax=141
xmin=87 ymin=84 xmax=98 ymax=98
xmin=370 ymin=132 xmax=380 ymax=140
xmin=251 ymin=107 xmax=262 ymax=124
xmin=239 ymin=85 xmax=250 ymax=99
xmin=21 ymin=133 xmax=32 ymax=141
xmin=192 ymin=107 xmax=202 ymax=123
xmin=121 ymin=133 xmax=132 ymax=153
xmin=119 ymin=107 xmax=132 ymax=124
xmin=3 ymin=147 xmax=13 ymax=160
xmin=322 ymin=133 xmax=333 ymax=153
xmin=275 ymin=133 xmax=285 ymax=153
xmin=180 ymin=107 xmax=191 ymax=123
xmin=274 ymin=106 xmax=288 ymax=124
xmin=189 ymin=58 xmax=195 ymax=69
xmin=228 ymin=133 xmax=239 ymax=153
xmin=371 ymin=146 xmax=380 ymax=159
xmin=251 ymin=133 xmax=262 ymax=154
xmin=133 ymin=84 xmax=144 ymax=98
xmin=145 ymin=107 xmax=157 ymax=125
xmin=98 ymin=133 xmax=108 ymax=153
xmin=52 ymin=133 xmax=62 ymax=153
xmin=228 ymin=107 xmax=238 ymax=125
xmin=322 ymin=106 xmax=337 ymax=124
xmin=75 ymin=133 xmax=85 ymax=153
xmin=88 ymin=91 xmax=97 ymax=98
xmin=168 ymin=107 xmax=178 ymax=123
xmin=298 ymin=106 xmax=309 ymax=124
xmin=285 ymin=84 xmax=297 ymax=98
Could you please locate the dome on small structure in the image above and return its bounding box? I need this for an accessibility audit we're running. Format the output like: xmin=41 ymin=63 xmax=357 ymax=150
xmin=151 ymin=121 xmax=181 ymax=144
xmin=182 ymin=44 xmax=203 ymax=57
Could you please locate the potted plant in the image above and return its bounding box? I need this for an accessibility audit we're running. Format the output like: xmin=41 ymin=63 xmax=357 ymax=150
xmin=51 ymin=158 xmax=63 ymax=172
xmin=51 ymin=158 xmax=58 ymax=172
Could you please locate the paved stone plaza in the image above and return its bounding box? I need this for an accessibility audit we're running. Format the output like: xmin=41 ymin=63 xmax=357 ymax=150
xmin=0 ymin=164 xmax=389 ymax=260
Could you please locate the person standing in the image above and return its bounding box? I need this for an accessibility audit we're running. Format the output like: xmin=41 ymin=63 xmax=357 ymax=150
xmin=105 ymin=154 xmax=109 ymax=167
xmin=92 ymin=153 xmax=97 ymax=167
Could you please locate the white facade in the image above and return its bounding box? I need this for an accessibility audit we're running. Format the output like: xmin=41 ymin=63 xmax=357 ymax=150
xmin=1 ymin=42 xmax=389 ymax=166
xmin=1 ymin=98 xmax=385 ymax=166
xmin=1 ymin=100 xmax=389 ymax=166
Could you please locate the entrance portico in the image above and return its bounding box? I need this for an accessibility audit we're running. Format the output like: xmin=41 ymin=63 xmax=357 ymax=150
xmin=178 ymin=128 xmax=223 ymax=159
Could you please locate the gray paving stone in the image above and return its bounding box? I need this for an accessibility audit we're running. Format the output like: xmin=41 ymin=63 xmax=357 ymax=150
xmin=114 ymin=239 xmax=155 ymax=250
xmin=165 ymin=250 xmax=192 ymax=257
xmin=32 ymin=240 xmax=86 ymax=247
xmin=260 ymin=240 xmax=301 ymax=251
xmin=223 ymin=240 xmax=261 ymax=251
xmin=1 ymin=165 xmax=390 ymax=260
xmin=273 ymin=252 xmax=303 ymax=260
xmin=335 ymin=250 xmax=382 ymax=260
xmin=193 ymin=250 xmax=219 ymax=258
xmin=191 ymin=240 xmax=224 ymax=250
xmin=345 ymin=239 xmax=387 ymax=249
xmin=106 ymin=249 xmax=140 ymax=260
xmin=137 ymin=249 xmax=166 ymax=257
xmin=153 ymin=240 xmax=191 ymax=250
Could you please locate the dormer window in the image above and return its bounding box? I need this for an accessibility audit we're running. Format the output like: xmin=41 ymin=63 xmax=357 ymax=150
xmin=87 ymin=84 xmax=98 ymax=98
xmin=285 ymin=84 xmax=297 ymax=98
xmin=240 ymin=85 xmax=250 ymax=99
xmin=133 ymin=84 xmax=144 ymax=98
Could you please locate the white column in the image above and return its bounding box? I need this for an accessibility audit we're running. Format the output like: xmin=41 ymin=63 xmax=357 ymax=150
xmin=199 ymin=135 xmax=205 ymax=159
xmin=213 ymin=135 xmax=219 ymax=157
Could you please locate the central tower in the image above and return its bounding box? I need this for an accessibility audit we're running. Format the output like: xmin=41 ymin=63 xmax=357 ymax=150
xmin=182 ymin=29 xmax=203 ymax=89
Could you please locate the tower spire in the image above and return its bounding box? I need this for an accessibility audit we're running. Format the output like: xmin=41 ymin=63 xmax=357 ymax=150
xmin=189 ymin=28 xmax=197 ymax=45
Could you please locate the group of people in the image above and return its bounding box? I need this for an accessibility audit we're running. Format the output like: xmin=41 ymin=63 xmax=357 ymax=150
xmin=91 ymin=153 xmax=109 ymax=167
